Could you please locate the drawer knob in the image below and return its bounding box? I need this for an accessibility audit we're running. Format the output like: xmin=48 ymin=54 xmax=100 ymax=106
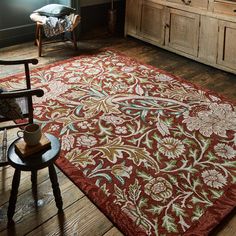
xmin=182 ymin=0 xmax=191 ymax=5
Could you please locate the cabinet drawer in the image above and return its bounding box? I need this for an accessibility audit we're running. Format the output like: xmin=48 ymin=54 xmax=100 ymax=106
xmin=166 ymin=0 xmax=208 ymax=9
xmin=213 ymin=0 xmax=236 ymax=15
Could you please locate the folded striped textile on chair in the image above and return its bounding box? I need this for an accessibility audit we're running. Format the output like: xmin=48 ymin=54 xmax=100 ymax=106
xmin=30 ymin=13 xmax=81 ymax=38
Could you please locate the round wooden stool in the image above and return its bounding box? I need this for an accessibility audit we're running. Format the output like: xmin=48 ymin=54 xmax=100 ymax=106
xmin=7 ymin=133 xmax=63 ymax=223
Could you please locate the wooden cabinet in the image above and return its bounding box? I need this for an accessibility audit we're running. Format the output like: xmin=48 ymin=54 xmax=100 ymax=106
xmin=125 ymin=0 xmax=236 ymax=74
xmin=165 ymin=8 xmax=200 ymax=56
xmin=217 ymin=20 xmax=236 ymax=70
xmin=138 ymin=1 xmax=165 ymax=44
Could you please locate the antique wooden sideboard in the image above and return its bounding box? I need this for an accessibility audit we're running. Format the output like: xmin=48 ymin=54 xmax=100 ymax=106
xmin=125 ymin=0 xmax=236 ymax=74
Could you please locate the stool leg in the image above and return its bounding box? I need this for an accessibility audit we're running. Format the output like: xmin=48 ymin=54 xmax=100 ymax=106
xmin=7 ymin=169 xmax=21 ymax=223
xmin=31 ymin=170 xmax=38 ymax=205
xmin=49 ymin=164 xmax=63 ymax=211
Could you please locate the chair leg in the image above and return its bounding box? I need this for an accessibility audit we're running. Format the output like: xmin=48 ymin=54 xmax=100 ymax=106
xmin=35 ymin=24 xmax=39 ymax=46
xmin=72 ymin=30 xmax=78 ymax=51
xmin=38 ymin=25 xmax=42 ymax=57
xmin=35 ymin=23 xmax=42 ymax=57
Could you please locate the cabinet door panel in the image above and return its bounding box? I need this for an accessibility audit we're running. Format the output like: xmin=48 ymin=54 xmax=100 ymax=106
xmin=198 ymin=15 xmax=218 ymax=63
xmin=125 ymin=0 xmax=140 ymax=35
xmin=166 ymin=9 xmax=200 ymax=56
xmin=139 ymin=1 xmax=165 ymax=44
xmin=218 ymin=20 xmax=236 ymax=69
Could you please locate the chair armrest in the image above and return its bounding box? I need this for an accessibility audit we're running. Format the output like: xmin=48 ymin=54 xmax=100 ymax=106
xmin=0 ymin=58 xmax=38 ymax=65
xmin=0 ymin=89 xmax=44 ymax=98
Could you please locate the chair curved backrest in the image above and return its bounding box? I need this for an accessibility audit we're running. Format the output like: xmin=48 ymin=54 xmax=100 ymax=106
xmin=0 ymin=58 xmax=44 ymax=166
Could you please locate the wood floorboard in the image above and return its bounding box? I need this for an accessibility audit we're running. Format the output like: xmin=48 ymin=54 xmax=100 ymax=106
xmin=26 ymin=197 xmax=113 ymax=236
xmin=0 ymin=28 xmax=235 ymax=235
xmin=0 ymin=168 xmax=84 ymax=235
xmin=0 ymin=167 xmax=60 ymax=205
xmin=103 ymin=227 xmax=124 ymax=236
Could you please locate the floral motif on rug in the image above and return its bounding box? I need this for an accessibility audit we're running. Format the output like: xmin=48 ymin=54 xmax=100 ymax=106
xmin=2 ymin=50 xmax=236 ymax=235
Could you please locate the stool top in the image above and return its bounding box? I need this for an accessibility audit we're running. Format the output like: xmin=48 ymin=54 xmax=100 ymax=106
xmin=7 ymin=133 xmax=60 ymax=171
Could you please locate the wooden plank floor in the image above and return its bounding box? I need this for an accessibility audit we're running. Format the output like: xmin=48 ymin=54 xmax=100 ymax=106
xmin=0 ymin=28 xmax=236 ymax=235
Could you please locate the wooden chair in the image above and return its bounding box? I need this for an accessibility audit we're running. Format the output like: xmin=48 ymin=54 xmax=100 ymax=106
xmin=0 ymin=59 xmax=44 ymax=166
xmin=31 ymin=13 xmax=80 ymax=57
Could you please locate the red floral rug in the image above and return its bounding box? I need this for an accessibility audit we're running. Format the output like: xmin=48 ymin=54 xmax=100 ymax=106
xmin=2 ymin=50 xmax=236 ymax=235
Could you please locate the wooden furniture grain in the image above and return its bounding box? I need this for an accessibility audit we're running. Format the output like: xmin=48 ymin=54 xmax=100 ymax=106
xmin=7 ymin=133 xmax=63 ymax=223
xmin=125 ymin=0 xmax=236 ymax=74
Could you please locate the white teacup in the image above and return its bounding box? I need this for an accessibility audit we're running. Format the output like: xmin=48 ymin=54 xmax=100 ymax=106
xmin=17 ymin=124 xmax=42 ymax=146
